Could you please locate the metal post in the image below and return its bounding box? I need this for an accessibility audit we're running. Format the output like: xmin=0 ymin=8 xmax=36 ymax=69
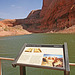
xmin=64 ymin=43 xmax=70 ymax=75
xmin=64 ymin=71 xmax=70 ymax=75
xmin=20 ymin=66 xmax=26 ymax=75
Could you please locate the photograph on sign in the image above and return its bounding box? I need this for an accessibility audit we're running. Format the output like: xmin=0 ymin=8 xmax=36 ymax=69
xmin=17 ymin=46 xmax=64 ymax=68
xmin=41 ymin=54 xmax=63 ymax=67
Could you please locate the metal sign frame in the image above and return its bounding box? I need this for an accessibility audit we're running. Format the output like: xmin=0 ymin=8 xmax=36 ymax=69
xmin=12 ymin=43 xmax=70 ymax=75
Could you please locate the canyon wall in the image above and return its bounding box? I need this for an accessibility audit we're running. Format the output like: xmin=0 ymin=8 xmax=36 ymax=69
xmin=27 ymin=9 xmax=41 ymax=19
xmin=0 ymin=0 xmax=75 ymax=33
xmin=40 ymin=0 xmax=75 ymax=31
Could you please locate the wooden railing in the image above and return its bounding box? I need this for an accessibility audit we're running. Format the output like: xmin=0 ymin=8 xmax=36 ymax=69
xmin=0 ymin=57 xmax=14 ymax=75
xmin=0 ymin=57 xmax=75 ymax=75
xmin=69 ymin=63 xmax=75 ymax=66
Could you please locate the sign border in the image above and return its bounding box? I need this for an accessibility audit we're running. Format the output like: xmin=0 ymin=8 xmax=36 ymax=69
xmin=12 ymin=43 xmax=67 ymax=71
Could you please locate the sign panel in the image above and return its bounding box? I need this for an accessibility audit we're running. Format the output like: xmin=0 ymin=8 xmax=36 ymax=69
xmin=17 ymin=47 xmax=64 ymax=68
xmin=12 ymin=44 xmax=65 ymax=70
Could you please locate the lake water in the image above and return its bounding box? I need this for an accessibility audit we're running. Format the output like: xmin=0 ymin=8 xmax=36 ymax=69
xmin=0 ymin=33 xmax=75 ymax=75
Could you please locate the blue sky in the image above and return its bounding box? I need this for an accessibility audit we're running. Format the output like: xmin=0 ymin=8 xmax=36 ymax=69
xmin=0 ymin=0 xmax=43 ymax=19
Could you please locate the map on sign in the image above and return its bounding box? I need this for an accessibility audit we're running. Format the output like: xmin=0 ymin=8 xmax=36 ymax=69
xmin=17 ymin=47 xmax=64 ymax=68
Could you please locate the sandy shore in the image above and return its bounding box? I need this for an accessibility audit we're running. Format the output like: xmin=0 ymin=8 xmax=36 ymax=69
xmin=0 ymin=30 xmax=31 ymax=37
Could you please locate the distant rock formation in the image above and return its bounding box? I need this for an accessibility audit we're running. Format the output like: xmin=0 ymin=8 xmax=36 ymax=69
xmin=0 ymin=19 xmax=16 ymax=27
xmin=0 ymin=0 xmax=75 ymax=35
xmin=27 ymin=9 xmax=41 ymax=19
xmin=0 ymin=18 xmax=4 ymax=21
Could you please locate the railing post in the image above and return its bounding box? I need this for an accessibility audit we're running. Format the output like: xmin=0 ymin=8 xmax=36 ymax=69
xmin=20 ymin=66 xmax=26 ymax=75
xmin=64 ymin=71 xmax=70 ymax=75
xmin=0 ymin=60 xmax=2 ymax=75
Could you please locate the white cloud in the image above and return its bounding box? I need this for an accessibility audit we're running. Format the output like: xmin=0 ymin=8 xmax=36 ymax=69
xmin=11 ymin=5 xmax=15 ymax=7
xmin=11 ymin=5 xmax=22 ymax=9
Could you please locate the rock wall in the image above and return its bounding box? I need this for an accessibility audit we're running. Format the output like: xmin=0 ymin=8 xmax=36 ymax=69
xmin=0 ymin=0 xmax=75 ymax=33
xmin=0 ymin=19 xmax=16 ymax=27
xmin=40 ymin=0 xmax=75 ymax=31
xmin=40 ymin=0 xmax=53 ymax=18
xmin=27 ymin=9 xmax=41 ymax=19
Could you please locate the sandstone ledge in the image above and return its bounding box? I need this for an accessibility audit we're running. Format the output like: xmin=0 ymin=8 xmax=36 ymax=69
xmin=0 ymin=30 xmax=31 ymax=37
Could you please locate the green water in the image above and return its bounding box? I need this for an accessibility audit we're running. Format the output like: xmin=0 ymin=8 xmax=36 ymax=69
xmin=0 ymin=33 xmax=75 ymax=75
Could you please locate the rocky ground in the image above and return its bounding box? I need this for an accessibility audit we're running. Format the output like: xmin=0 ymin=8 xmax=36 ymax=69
xmin=0 ymin=22 xmax=31 ymax=37
xmin=57 ymin=25 xmax=75 ymax=33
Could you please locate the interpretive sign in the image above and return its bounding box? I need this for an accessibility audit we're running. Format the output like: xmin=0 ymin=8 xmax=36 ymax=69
xmin=12 ymin=43 xmax=70 ymax=75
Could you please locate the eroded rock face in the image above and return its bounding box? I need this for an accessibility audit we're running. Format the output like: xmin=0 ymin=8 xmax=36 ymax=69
xmin=40 ymin=0 xmax=53 ymax=18
xmin=0 ymin=19 xmax=16 ymax=27
xmin=40 ymin=0 xmax=75 ymax=31
xmin=0 ymin=0 xmax=75 ymax=33
xmin=27 ymin=9 xmax=41 ymax=19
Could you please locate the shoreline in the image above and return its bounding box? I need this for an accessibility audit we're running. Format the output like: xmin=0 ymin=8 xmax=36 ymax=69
xmin=0 ymin=31 xmax=32 ymax=37
xmin=0 ymin=31 xmax=75 ymax=37
xmin=0 ymin=25 xmax=75 ymax=37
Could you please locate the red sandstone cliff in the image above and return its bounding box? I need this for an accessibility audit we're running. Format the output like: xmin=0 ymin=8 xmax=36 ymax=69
xmin=0 ymin=19 xmax=16 ymax=27
xmin=27 ymin=9 xmax=41 ymax=19
xmin=0 ymin=0 xmax=75 ymax=36
xmin=40 ymin=0 xmax=75 ymax=31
